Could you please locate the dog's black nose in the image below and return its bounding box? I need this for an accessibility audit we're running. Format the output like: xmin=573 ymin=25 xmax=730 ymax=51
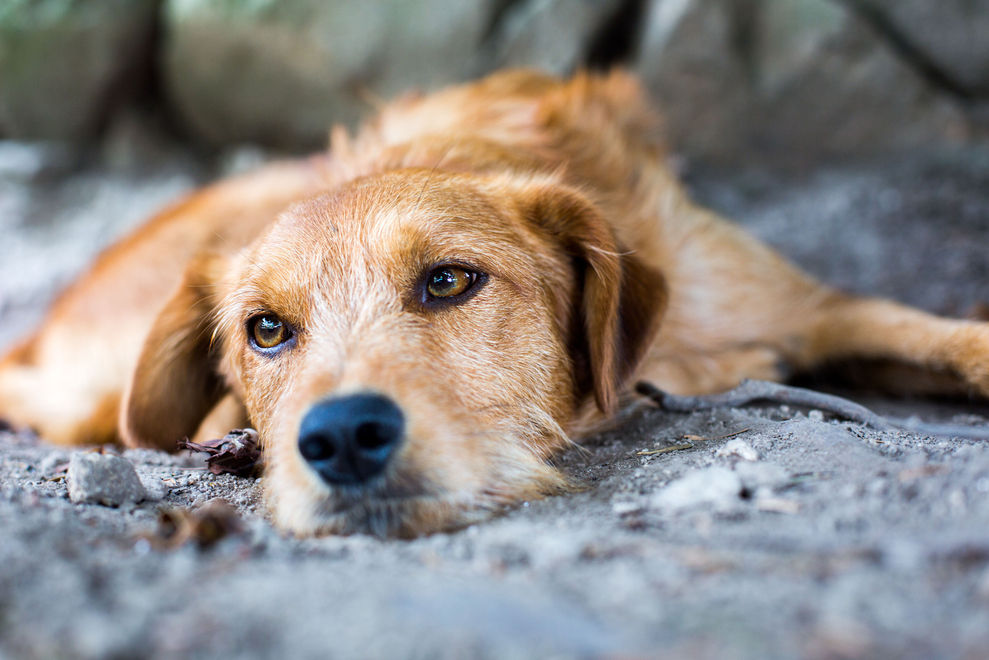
xmin=297 ymin=393 xmax=404 ymax=485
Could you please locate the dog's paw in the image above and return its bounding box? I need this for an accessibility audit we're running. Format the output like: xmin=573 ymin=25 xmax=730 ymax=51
xmin=951 ymin=323 xmax=989 ymax=398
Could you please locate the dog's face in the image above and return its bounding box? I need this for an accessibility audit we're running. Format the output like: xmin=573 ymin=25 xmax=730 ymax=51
xmin=123 ymin=169 xmax=665 ymax=536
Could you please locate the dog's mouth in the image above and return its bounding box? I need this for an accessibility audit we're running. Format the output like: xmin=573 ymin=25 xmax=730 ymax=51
xmin=314 ymin=490 xmax=493 ymax=538
xmin=307 ymin=470 xmax=479 ymax=537
xmin=322 ymin=473 xmax=430 ymax=515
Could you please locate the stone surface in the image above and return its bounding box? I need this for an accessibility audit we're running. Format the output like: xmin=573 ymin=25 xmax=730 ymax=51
xmin=0 ymin=0 xmax=157 ymax=140
xmin=635 ymin=0 xmax=754 ymax=161
xmin=853 ymin=0 xmax=989 ymax=96
xmin=734 ymin=461 xmax=790 ymax=494
xmin=716 ymin=438 xmax=759 ymax=461
xmin=484 ymin=0 xmax=625 ymax=74
xmin=634 ymin=0 xmax=967 ymax=165
xmin=137 ymin=473 xmax=169 ymax=501
xmin=0 ymin=0 xmax=985 ymax=165
xmin=67 ymin=452 xmax=147 ymax=506
xmin=748 ymin=0 xmax=966 ymax=165
xmin=162 ymin=0 xmax=493 ymax=147
xmin=651 ymin=466 xmax=743 ymax=512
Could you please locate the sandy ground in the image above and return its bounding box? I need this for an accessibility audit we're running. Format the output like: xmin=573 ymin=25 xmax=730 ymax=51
xmin=1 ymin=139 xmax=989 ymax=659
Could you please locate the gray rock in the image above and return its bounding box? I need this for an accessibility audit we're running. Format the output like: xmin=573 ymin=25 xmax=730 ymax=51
xmin=716 ymin=438 xmax=760 ymax=461
xmin=651 ymin=466 xmax=742 ymax=512
xmin=853 ymin=0 xmax=989 ymax=96
xmin=0 ymin=0 xmax=157 ymax=140
xmin=485 ymin=0 xmax=624 ymax=74
xmin=748 ymin=0 xmax=966 ymax=165
xmin=633 ymin=0 xmax=967 ymax=165
xmin=67 ymin=453 xmax=147 ymax=507
xmin=38 ymin=452 xmax=69 ymax=476
xmin=735 ymin=461 xmax=790 ymax=494
xmin=635 ymin=0 xmax=752 ymax=162
xmin=162 ymin=0 xmax=492 ymax=148
xmin=137 ymin=473 xmax=169 ymax=502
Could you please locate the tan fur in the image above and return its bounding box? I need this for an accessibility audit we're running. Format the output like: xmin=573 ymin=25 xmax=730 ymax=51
xmin=2 ymin=70 xmax=988 ymax=536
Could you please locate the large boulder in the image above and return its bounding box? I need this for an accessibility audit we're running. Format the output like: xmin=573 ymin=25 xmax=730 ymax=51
xmin=0 ymin=0 xmax=157 ymax=140
xmin=633 ymin=0 xmax=968 ymax=165
xmin=484 ymin=0 xmax=626 ymax=74
xmin=852 ymin=0 xmax=989 ymax=97
xmin=162 ymin=0 xmax=494 ymax=148
xmin=748 ymin=0 xmax=967 ymax=164
xmin=634 ymin=0 xmax=754 ymax=162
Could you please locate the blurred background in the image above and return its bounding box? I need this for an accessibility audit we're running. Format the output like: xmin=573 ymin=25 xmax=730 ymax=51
xmin=1 ymin=0 xmax=989 ymax=344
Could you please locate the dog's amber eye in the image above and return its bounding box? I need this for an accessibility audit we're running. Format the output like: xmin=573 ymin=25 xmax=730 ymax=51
xmin=427 ymin=267 xmax=476 ymax=299
xmin=249 ymin=314 xmax=291 ymax=350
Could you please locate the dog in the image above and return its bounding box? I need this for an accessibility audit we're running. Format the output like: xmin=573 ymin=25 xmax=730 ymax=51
xmin=2 ymin=70 xmax=988 ymax=537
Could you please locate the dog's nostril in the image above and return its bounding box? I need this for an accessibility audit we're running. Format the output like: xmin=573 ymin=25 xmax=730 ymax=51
xmin=354 ymin=421 xmax=392 ymax=451
xmin=297 ymin=393 xmax=405 ymax=486
xmin=298 ymin=434 xmax=336 ymax=461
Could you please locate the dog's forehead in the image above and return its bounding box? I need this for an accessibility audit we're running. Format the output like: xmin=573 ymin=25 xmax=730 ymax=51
xmin=259 ymin=173 xmax=522 ymax=269
xmin=228 ymin=173 xmax=544 ymax=322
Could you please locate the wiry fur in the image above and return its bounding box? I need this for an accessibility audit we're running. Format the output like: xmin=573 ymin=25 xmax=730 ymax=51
xmin=2 ymin=70 xmax=989 ymax=536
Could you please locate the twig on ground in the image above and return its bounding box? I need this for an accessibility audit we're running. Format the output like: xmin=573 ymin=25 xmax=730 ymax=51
xmin=637 ymin=443 xmax=693 ymax=456
xmin=635 ymin=379 xmax=989 ymax=440
xmin=636 ymin=379 xmax=892 ymax=429
xmin=637 ymin=428 xmax=751 ymax=456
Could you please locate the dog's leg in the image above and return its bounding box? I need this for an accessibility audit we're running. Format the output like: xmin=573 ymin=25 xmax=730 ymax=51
xmin=790 ymin=294 xmax=989 ymax=397
xmin=0 ymin=341 xmax=121 ymax=444
xmin=637 ymin=202 xmax=989 ymax=399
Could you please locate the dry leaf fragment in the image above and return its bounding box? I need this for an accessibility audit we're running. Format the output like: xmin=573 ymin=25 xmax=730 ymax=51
xmin=146 ymin=500 xmax=243 ymax=550
xmin=898 ymin=464 xmax=950 ymax=483
xmin=177 ymin=428 xmax=261 ymax=477
xmin=637 ymin=443 xmax=692 ymax=456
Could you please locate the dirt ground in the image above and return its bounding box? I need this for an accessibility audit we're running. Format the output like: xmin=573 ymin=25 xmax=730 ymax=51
xmin=1 ymin=138 xmax=989 ymax=659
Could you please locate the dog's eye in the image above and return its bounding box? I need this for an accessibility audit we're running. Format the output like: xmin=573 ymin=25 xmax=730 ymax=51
xmin=427 ymin=266 xmax=477 ymax=299
xmin=248 ymin=314 xmax=292 ymax=351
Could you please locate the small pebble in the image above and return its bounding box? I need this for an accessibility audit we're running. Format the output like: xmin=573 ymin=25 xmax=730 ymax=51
xmin=611 ymin=501 xmax=641 ymax=515
xmin=651 ymin=467 xmax=742 ymax=513
xmin=808 ymin=410 xmax=825 ymax=422
xmin=38 ymin=452 xmax=69 ymax=475
xmin=138 ymin=474 xmax=169 ymax=502
xmin=716 ymin=439 xmax=759 ymax=461
xmin=68 ymin=453 xmax=147 ymax=507
xmin=977 ymin=566 xmax=989 ymax=600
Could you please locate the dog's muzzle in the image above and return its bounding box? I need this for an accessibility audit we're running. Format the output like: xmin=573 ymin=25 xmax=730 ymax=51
xmin=297 ymin=393 xmax=404 ymax=486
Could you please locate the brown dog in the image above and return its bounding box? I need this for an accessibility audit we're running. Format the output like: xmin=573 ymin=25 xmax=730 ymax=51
xmin=2 ymin=70 xmax=988 ymax=536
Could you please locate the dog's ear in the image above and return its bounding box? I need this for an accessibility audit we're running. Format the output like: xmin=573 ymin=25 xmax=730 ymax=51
xmin=520 ymin=184 xmax=668 ymax=413
xmin=120 ymin=254 xmax=229 ymax=450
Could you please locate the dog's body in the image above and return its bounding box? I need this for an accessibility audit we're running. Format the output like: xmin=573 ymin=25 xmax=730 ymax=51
xmin=2 ymin=70 xmax=988 ymax=536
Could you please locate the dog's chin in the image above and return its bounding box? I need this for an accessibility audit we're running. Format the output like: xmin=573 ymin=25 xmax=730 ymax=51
xmin=314 ymin=494 xmax=497 ymax=538
xmin=272 ymin=488 xmax=504 ymax=538
xmin=266 ymin=459 xmax=573 ymax=538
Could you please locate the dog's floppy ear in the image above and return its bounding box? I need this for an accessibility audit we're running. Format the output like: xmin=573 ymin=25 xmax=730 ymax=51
xmin=521 ymin=184 xmax=668 ymax=413
xmin=120 ymin=254 xmax=229 ymax=450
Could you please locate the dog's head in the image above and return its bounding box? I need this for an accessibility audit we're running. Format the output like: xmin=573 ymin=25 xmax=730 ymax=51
xmin=121 ymin=169 xmax=665 ymax=536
